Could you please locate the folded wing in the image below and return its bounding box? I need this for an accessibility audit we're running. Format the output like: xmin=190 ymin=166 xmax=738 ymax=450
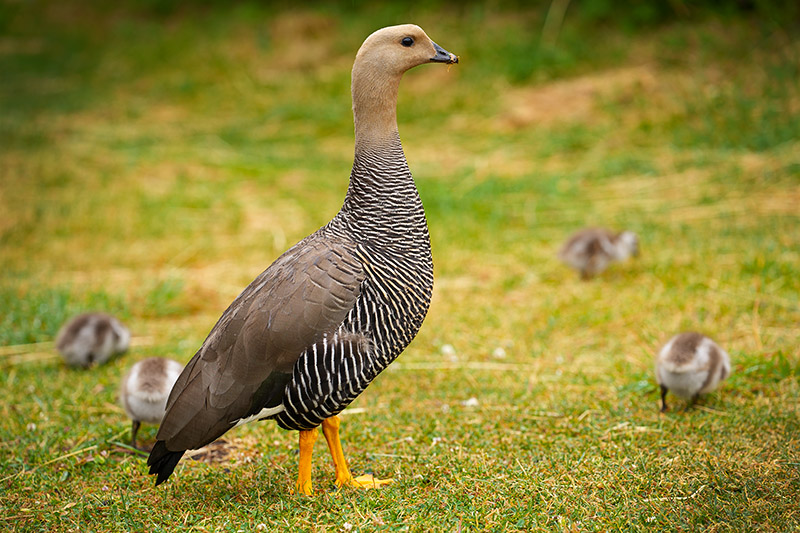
xmin=155 ymin=236 xmax=365 ymax=451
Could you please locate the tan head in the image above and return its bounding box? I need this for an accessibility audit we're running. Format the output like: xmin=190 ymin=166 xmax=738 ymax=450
xmin=351 ymin=24 xmax=458 ymax=151
xmin=355 ymin=24 xmax=458 ymax=76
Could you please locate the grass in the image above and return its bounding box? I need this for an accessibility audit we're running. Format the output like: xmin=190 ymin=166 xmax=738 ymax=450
xmin=1 ymin=1 xmax=799 ymax=531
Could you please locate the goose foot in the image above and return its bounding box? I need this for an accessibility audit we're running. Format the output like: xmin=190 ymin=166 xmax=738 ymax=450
xmin=323 ymin=416 xmax=392 ymax=491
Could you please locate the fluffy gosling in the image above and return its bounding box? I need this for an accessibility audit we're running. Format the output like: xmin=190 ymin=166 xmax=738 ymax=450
xmin=120 ymin=357 xmax=183 ymax=448
xmin=558 ymin=228 xmax=639 ymax=279
xmin=656 ymin=332 xmax=731 ymax=412
xmin=56 ymin=312 xmax=130 ymax=368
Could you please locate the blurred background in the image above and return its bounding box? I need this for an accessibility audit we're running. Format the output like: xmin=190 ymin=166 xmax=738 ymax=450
xmin=1 ymin=0 xmax=799 ymax=529
xmin=2 ymin=0 xmax=798 ymax=343
xmin=1 ymin=0 xmax=798 ymax=345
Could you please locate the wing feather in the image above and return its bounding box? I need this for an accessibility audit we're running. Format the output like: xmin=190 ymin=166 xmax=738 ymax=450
xmin=156 ymin=235 xmax=364 ymax=450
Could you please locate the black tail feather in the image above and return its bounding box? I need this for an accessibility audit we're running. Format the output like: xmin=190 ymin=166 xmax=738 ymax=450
xmin=147 ymin=440 xmax=185 ymax=486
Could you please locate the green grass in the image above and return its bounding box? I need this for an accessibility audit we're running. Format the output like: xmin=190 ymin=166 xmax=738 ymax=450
xmin=1 ymin=1 xmax=799 ymax=531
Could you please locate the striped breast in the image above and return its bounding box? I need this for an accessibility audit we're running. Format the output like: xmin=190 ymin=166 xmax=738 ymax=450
xmin=275 ymin=138 xmax=434 ymax=430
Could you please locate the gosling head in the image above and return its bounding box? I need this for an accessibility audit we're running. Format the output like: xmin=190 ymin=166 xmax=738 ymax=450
xmin=616 ymin=231 xmax=640 ymax=259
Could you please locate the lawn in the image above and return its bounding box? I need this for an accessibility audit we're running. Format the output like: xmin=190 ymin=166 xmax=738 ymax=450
xmin=1 ymin=1 xmax=799 ymax=531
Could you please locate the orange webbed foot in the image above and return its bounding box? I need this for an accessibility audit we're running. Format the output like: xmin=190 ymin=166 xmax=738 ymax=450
xmin=323 ymin=416 xmax=393 ymax=492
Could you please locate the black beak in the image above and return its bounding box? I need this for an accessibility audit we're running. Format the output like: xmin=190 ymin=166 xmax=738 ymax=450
xmin=430 ymin=41 xmax=458 ymax=64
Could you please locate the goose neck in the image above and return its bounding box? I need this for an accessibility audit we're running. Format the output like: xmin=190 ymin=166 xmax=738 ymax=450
xmin=351 ymin=62 xmax=403 ymax=154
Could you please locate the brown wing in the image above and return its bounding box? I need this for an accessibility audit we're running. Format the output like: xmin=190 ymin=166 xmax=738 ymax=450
xmin=155 ymin=235 xmax=365 ymax=450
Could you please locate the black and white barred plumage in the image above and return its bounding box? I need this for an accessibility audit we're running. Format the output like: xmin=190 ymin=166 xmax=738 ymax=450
xmin=277 ymin=140 xmax=434 ymax=430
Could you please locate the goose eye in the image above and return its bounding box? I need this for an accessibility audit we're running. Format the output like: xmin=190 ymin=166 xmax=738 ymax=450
xmin=401 ymin=37 xmax=414 ymax=47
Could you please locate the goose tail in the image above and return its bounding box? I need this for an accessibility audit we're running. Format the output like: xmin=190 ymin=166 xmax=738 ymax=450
xmin=147 ymin=440 xmax=185 ymax=486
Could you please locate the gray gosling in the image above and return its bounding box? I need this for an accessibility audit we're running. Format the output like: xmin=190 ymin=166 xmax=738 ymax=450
xmin=558 ymin=228 xmax=639 ymax=279
xmin=56 ymin=312 xmax=131 ymax=368
xmin=120 ymin=357 xmax=183 ymax=448
xmin=656 ymin=332 xmax=731 ymax=412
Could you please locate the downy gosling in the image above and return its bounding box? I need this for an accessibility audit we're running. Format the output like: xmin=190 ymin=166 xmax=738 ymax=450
xmin=120 ymin=357 xmax=182 ymax=448
xmin=56 ymin=312 xmax=130 ymax=368
xmin=559 ymin=228 xmax=639 ymax=279
xmin=656 ymin=332 xmax=731 ymax=412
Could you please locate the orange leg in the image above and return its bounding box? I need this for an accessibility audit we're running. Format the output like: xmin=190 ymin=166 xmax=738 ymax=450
xmin=296 ymin=428 xmax=318 ymax=496
xmin=321 ymin=415 xmax=392 ymax=489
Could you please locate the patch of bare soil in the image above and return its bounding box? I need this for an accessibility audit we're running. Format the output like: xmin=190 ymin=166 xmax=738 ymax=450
xmin=500 ymin=65 xmax=659 ymax=129
xmin=185 ymin=436 xmax=263 ymax=466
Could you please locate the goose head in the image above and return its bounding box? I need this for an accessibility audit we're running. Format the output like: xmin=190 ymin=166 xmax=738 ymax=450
xmin=351 ymin=24 xmax=458 ymax=151
xmin=355 ymin=24 xmax=458 ymax=75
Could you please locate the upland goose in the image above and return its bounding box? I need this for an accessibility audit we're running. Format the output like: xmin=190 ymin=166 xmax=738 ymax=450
xmin=656 ymin=332 xmax=731 ymax=412
xmin=147 ymin=25 xmax=458 ymax=495
xmin=558 ymin=227 xmax=639 ymax=279
xmin=56 ymin=312 xmax=130 ymax=368
xmin=120 ymin=357 xmax=183 ymax=448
